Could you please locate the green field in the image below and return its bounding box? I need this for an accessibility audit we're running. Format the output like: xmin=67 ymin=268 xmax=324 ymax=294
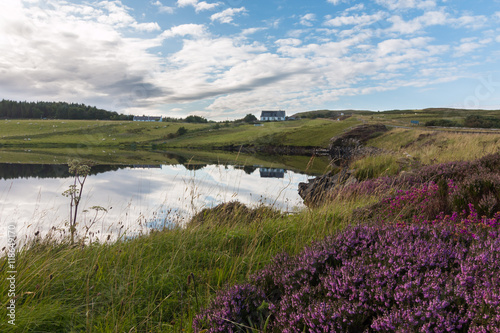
xmin=0 ymin=119 xmax=209 ymax=147
xmin=162 ymin=118 xmax=361 ymax=148
xmin=0 ymin=118 xmax=361 ymax=149
xmin=2 ymin=108 xmax=499 ymax=152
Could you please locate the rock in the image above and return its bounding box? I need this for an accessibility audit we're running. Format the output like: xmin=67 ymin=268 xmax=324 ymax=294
xmin=298 ymin=124 xmax=387 ymax=206
xmin=298 ymin=169 xmax=356 ymax=206
xmin=329 ymin=124 xmax=388 ymax=164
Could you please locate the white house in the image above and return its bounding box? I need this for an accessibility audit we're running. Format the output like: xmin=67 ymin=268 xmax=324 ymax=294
xmin=260 ymin=110 xmax=286 ymax=121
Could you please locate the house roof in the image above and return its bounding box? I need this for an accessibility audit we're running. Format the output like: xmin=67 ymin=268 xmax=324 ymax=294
xmin=261 ymin=110 xmax=286 ymax=117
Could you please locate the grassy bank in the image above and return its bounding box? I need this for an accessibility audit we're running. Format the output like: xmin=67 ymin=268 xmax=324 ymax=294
xmin=0 ymin=147 xmax=334 ymax=176
xmin=352 ymin=127 xmax=500 ymax=179
xmin=0 ymin=201 xmax=364 ymax=332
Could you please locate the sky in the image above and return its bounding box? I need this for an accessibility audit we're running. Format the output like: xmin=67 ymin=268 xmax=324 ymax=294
xmin=0 ymin=0 xmax=499 ymax=120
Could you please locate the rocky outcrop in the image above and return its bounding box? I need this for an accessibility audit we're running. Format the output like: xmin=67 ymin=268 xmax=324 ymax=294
xmin=329 ymin=124 xmax=388 ymax=164
xmin=298 ymin=169 xmax=357 ymax=206
xmin=298 ymin=124 xmax=388 ymax=206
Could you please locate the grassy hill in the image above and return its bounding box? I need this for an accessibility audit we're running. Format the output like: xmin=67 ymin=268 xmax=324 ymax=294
xmin=295 ymin=107 xmax=500 ymax=128
xmin=161 ymin=118 xmax=361 ymax=149
xmin=2 ymin=108 xmax=500 ymax=151
xmin=0 ymin=118 xmax=362 ymax=150
xmin=0 ymin=119 xmax=209 ymax=147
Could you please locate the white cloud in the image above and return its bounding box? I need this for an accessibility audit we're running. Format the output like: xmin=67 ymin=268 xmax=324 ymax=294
xmin=324 ymin=12 xmax=385 ymax=27
xmin=132 ymin=22 xmax=161 ymax=32
xmin=388 ymin=11 xmax=447 ymax=34
xmin=346 ymin=4 xmax=365 ymax=12
xmin=0 ymin=0 xmax=164 ymax=110
xmin=326 ymin=0 xmax=347 ymax=5
xmin=275 ymin=38 xmax=303 ymax=49
xmin=194 ymin=1 xmax=220 ymax=11
xmin=240 ymin=27 xmax=267 ymax=36
xmin=450 ymin=15 xmax=488 ymax=29
xmin=388 ymin=11 xmax=489 ymax=35
xmin=210 ymin=7 xmax=246 ymax=24
xmin=453 ymin=37 xmax=491 ymax=57
xmin=177 ymin=0 xmax=220 ymax=12
xmin=300 ymin=13 xmax=316 ymax=27
xmin=454 ymin=42 xmax=482 ymax=57
xmin=286 ymin=29 xmax=309 ymax=38
xmin=160 ymin=24 xmax=208 ymax=39
xmin=376 ymin=37 xmax=432 ymax=56
xmin=152 ymin=1 xmax=175 ymax=14
xmin=375 ymin=0 xmax=436 ymax=10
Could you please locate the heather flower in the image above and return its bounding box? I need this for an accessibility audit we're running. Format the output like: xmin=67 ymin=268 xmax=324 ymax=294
xmin=194 ymin=225 xmax=500 ymax=332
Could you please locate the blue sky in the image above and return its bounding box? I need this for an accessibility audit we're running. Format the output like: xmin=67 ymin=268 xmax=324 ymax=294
xmin=0 ymin=0 xmax=499 ymax=120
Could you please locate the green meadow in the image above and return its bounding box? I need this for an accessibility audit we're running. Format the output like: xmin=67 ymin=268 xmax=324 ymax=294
xmin=161 ymin=118 xmax=361 ymax=148
xmin=0 ymin=119 xmax=208 ymax=147
xmin=0 ymin=117 xmax=361 ymax=150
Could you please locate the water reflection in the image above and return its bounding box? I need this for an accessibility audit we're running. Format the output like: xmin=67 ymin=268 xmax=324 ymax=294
xmin=0 ymin=163 xmax=310 ymax=247
xmin=259 ymin=168 xmax=286 ymax=178
xmin=0 ymin=163 xmax=128 ymax=180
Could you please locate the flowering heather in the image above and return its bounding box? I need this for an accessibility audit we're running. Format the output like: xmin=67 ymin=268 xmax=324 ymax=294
xmin=194 ymin=225 xmax=500 ymax=332
xmin=398 ymin=153 xmax=500 ymax=186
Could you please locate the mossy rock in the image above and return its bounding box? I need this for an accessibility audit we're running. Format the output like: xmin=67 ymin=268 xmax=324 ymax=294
xmin=188 ymin=201 xmax=280 ymax=227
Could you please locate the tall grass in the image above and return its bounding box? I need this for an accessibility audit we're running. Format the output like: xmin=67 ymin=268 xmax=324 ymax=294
xmin=0 ymin=200 xmax=359 ymax=332
xmin=351 ymin=128 xmax=500 ymax=179
xmin=369 ymin=128 xmax=500 ymax=163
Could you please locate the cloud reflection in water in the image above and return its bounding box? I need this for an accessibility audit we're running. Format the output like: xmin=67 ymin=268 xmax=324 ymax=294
xmin=0 ymin=164 xmax=309 ymax=247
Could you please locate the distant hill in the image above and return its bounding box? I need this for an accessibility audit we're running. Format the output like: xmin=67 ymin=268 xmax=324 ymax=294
xmin=293 ymin=109 xmax=375 ymax=119
xmin=0 ymin=100 xmax=133 ymax=120
xmin=293 ymin=108 xmax=500 ymax=129
xmin=294 ymin=108 xmax=500 ymax=119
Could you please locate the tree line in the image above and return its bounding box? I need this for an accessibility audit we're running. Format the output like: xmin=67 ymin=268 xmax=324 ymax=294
xmin=0 ymin=99 xmax=261 ymax=123
xmin=0 ymin=100 xmax=133 ymax=120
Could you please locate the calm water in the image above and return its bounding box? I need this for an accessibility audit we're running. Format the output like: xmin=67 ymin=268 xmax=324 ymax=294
xmin=0 ymin=163 xmax=311 ymax=247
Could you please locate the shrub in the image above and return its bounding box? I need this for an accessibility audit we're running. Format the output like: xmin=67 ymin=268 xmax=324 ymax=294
xmin=464 ymin=115 xmax=500 ymax=129
xmin=450 ymin=173 xmax=500 ymax=217
xmin=194 ymin=225 xmax=500 ymax=332
xmin=177 ymin=126 xmax=188 ymax=136
xmin=425 ymin=119 xmax=461 ymax=127
xmin=349 ymin=153 xmax=500 ymax=222
xmin=188 ymin=201 xmax=280 ymax=227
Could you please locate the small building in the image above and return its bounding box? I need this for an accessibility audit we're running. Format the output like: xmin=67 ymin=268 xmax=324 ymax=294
xmin=133 ymin=115 xmax=162 ymax=122
xmin=260 ymin=110 xmax=286 ymax=121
